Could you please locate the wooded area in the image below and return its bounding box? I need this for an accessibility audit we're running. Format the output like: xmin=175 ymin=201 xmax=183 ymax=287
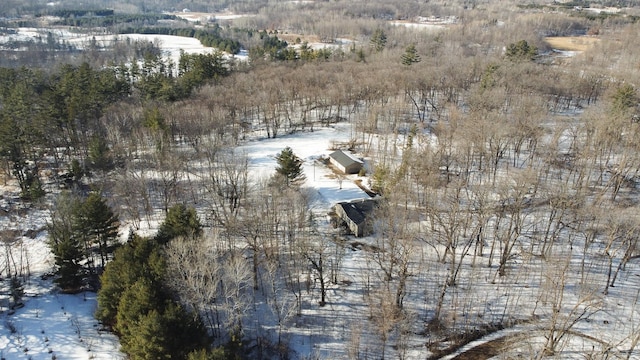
xmin=2 ymin=0 xmax=640 ymax=358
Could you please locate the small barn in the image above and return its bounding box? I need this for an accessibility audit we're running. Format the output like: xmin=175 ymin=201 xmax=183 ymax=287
xmin=334 ymin=198 xmax=378 ymax=237
xmin=329 ymin=150 xmax=363 ymax=174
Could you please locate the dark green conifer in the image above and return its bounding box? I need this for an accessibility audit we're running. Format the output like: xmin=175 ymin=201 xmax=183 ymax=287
xmin=155 ymin=204 xmax=203 ymax=244
xmin=275 ymin=146 xmax=305 ymax=186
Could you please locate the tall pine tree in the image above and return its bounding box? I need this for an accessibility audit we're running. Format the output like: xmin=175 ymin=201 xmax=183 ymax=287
xmin=275 ymin=146 xmax=305 ymax=186
xmin=77 ymin=192 xmax=119 ymax=270
xmin=48 ymin=192 xmax=85 ymax=291
xmin=96 ymin=234 xmax=165 ymax=327
xmin=370 ymin=28 xmax=387 ymax=52
xmin=49 ymin=191 xmax=120 ymax=290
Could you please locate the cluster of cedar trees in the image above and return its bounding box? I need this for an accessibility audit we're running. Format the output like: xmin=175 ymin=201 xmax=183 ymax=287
xmin=93 ymin=205 xmax=236 ymax=359
xmin=48 ymin=186 xmax=234 ymax=358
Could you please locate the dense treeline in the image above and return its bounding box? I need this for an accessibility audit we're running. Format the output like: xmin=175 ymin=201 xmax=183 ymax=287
xmin=0 ymin=64 xmax=129 ymax=198
xmin=0 ymin=50 xmax=229 ymax=198
xmin=45 ymin=9 xmax=115 ymax=17
xmin=52 ymin=13 xmax=179 ymax=27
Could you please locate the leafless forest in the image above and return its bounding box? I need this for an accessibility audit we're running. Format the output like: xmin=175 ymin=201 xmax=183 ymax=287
xmin=3 ymin=0 xmax=640 ymax=359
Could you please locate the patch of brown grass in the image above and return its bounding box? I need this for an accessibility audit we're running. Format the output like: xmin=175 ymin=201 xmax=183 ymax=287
xmin=276 ymin=33 xmax=322 ymax=44
xmin=544 ymin=36 xmax=599 ymax=52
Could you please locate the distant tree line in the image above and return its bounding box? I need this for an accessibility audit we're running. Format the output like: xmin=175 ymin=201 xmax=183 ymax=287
xmin=44 ymin=9 xmax=115 ymax=17
xmin=51 ymin=13 xmax=179 ymax=27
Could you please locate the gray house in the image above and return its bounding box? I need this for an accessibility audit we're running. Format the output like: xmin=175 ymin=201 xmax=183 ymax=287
xmin=334 ymin=198 xmax=378 ymax=237
xmin=329 ymin=150 xmax=363 ymax=174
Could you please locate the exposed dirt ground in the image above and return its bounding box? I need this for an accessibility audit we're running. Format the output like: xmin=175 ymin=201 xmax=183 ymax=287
xmin=448 ymin=335 xmax=510 ymax=360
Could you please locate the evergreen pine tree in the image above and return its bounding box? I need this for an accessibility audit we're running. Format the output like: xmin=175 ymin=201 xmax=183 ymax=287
xmin=9 ymin=277 xmax=25 ymax=309
xmin=116 ymin=279 xmax=164 ymax=349
xmin=370 ymin=28 xmax=387 ymax=52
xmin=77 ymin=192 xmax=119 ymax=270
xmin=612 ymin=83 xmax=637 ymax=113
xmin=187 ymin=348 xmax=228 ymax=360
xmin=155 ymin=204 xmax=203 ymax=244
xmin=357 ymin=47 xmax=366 ymax=62
xmin=87 ymin=134 xmax=114 ymax=173
xmin=122 ymin=301 xmax=211 ymax=360
xmin=275 ymin=146 xmax=305 ymax=186
xmin=125 ymin=309 xmax=169 ymax=360
xmin=161 ymin=302 xmax=211 ymax=359
xmin=96 ymin=235 xmax=165 ymax=327
xmin=51 ymin=231 xmax=85 ymax=291
xmin=48 ymin=192 xmax=85 ymax=291
xmin=401 ymin=44 xmax=421 ymax=66
xmin=505 ymin=39 xmax=537 ymax=62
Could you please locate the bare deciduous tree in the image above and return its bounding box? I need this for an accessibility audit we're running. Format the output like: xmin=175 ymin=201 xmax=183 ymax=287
xmin=536 ymin=252 xmax=603 ymax=358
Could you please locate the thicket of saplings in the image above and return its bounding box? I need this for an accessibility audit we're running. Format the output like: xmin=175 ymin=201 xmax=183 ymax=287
xmin=2 ymin=0 xmax=640 ymax=358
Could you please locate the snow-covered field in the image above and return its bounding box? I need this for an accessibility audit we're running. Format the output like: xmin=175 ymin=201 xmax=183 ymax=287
xmin=0 ymin=28 xmax=249 ymax=64
xmin=73 ymin=33 xmax=249 ymax=64
xmin=0 ymin=286 xmax=124 ymax=359
xmin=172 ymin=11 xmax=255 ymax=23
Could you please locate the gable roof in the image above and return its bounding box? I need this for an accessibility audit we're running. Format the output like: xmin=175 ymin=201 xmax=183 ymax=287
xmin=329 ymin=150 xmax=363 ymax=168
xmin=336 ymin=198 xmax=377 ymax=225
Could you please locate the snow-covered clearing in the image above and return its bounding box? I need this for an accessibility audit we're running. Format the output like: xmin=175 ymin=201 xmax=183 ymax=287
xmin=171 ymin=11 xmax=255 ymax=23
xmin=390 ymin=16 xmax=456 ymax=31
xmin=0 ymin=29 xmax=249 ymax=64
xmin=241 ymin=123 xmax=368 ymax=208
xmin=69 ymin=33 xmax=249 ymax=64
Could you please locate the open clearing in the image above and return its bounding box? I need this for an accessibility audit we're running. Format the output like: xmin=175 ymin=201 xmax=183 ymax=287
xmin=544 ymin=36 xmax=600 ymax=51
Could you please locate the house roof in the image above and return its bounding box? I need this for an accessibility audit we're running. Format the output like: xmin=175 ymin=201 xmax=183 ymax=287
xmin=329 ymin=150 xmax=363 ymax=168
xmin=336 ymin=198 xmax=378 ymax=225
